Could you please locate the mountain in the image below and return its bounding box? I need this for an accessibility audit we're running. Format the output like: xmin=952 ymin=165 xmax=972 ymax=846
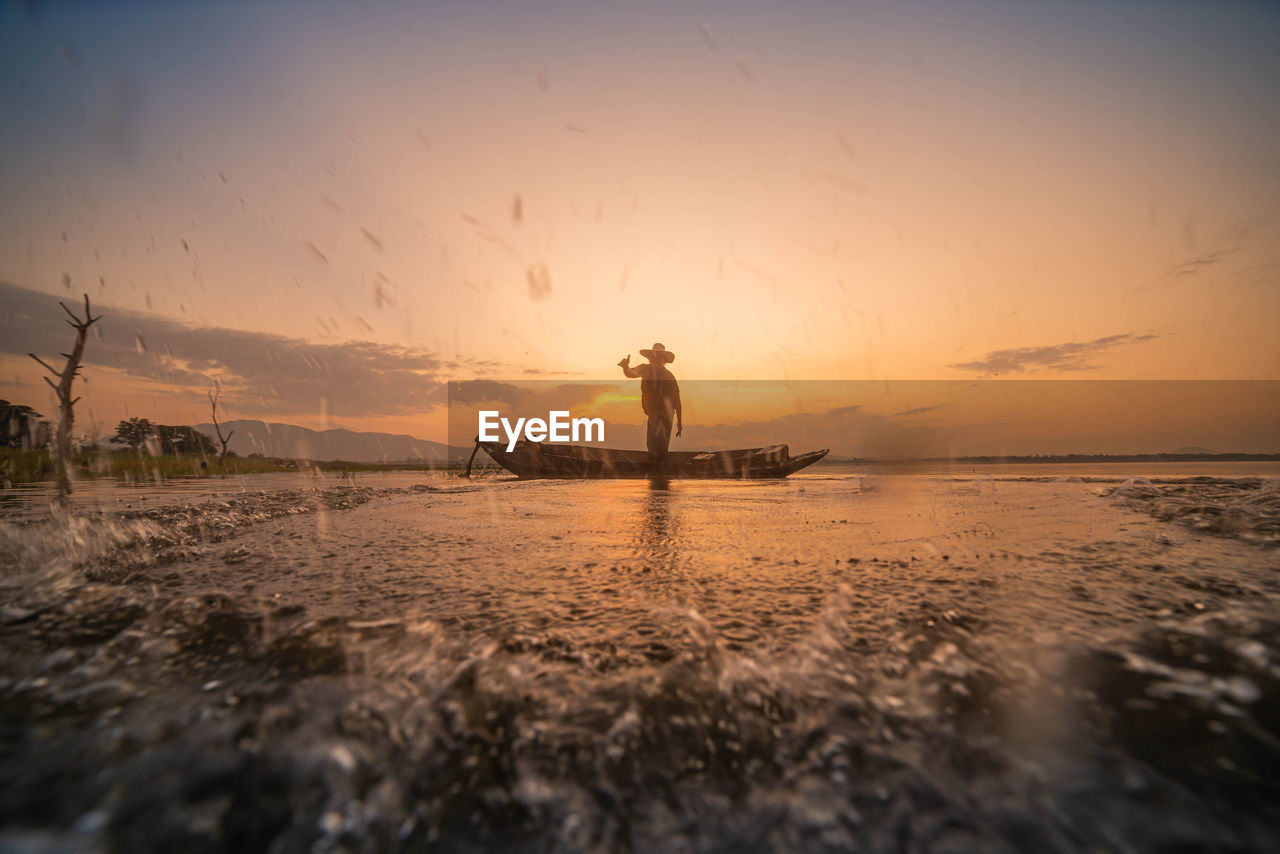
xmin=191 ymin=420 xmax=466 ymax=464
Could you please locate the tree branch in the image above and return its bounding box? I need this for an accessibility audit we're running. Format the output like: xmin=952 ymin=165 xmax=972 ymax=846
xmin=58 ymin=296 xmax=101 ymax=329
xmin=28 ymin=353 xmax=61 ymax=376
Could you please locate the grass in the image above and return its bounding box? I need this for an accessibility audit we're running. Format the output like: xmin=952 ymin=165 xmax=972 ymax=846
xmin=1 ymin=447 xmax=451 ymax=486
xmin=0 ymin=449 xmax=56 ymax=484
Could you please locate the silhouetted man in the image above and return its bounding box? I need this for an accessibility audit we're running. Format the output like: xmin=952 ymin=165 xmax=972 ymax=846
xmin=619 ymin=343 xmax=683 ymax=468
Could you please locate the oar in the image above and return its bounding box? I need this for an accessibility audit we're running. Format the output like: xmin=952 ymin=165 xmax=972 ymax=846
xmin=463 ymin=435 xmax=482 ymax=478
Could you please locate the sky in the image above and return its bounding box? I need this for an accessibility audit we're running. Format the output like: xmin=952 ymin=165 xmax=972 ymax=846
xmin=1 ymin=0 xmax=1278 ymax=446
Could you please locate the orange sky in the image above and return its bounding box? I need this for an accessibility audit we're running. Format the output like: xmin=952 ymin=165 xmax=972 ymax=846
xmin=2 ymin=1 xmax=1278 ymax=443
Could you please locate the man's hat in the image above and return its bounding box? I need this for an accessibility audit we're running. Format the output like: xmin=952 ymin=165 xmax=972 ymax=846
xmin=639 ymin=342 xmax=675 ymax=363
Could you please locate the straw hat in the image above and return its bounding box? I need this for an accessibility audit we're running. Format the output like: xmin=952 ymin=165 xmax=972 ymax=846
xmin=639 ymin=342 xmax=675 ymax=363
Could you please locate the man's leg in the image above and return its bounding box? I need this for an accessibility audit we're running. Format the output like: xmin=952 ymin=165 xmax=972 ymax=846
xmin=646 ymin=416 xmax=672 ymax=468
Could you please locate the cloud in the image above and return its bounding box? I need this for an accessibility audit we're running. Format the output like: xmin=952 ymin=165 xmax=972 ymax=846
xmin=892 ymin=404 xmax=946 ymax=418
xmin=947 ymin=332 xmax=1159 ymax=375
xmin=447 ymin=381 xmax=614 ymax=409
xmin=447 ymin=380 xmax=531 ymax=407
xmin=1169 ymin=249 xmax=1234 ymax=278
xmin=0 ymin=281 xmax=498 ymax=418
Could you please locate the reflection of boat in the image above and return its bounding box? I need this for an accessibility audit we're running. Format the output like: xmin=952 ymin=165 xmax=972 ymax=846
xmin=475 ymin=441 xmax=829 ymax=479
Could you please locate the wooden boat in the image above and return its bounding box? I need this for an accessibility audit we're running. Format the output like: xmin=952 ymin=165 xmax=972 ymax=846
xmin=473 ymin=440 xmax=829 ymax=479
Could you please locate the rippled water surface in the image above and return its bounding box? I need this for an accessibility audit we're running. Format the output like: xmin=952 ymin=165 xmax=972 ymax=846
xmin=2 ymin=469 xmax=1279 ymax=852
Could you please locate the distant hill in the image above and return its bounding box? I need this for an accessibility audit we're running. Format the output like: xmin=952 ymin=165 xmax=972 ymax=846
xmin=191 ymin=420 xmax=468 ymax=464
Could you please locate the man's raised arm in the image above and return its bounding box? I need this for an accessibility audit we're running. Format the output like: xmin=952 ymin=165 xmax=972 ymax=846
xmin=618 ymin=355 xmax=644 ymax=378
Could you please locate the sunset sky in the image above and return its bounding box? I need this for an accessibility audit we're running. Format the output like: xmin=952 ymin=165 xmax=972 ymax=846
xmin=2 ymin=0 xmax=1278 ymax=446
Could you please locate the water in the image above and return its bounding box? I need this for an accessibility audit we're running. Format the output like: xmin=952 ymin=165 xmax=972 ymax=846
xmin=834 ymin=460 xmax=1280 ymax=479
xmin=2 ymin=468 xmax=1279 ymax=852
xmin=0 ymin=470 xmax=442 ymax=523
xmin=6 ymin=463 xmax=1280 ymax=523
xmin=5 ymin=462 xmax=1279 ymax=521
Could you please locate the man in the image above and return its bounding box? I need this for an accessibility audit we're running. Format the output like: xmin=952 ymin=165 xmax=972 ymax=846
xmin=618 ymin=342 xmax=683 ymax=467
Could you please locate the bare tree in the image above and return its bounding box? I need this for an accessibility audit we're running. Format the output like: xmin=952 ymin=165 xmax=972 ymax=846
xmin=28 ymin=293 xmax=102 ymax=501
xmin=208 ymin=385 xmax=234 ymax=463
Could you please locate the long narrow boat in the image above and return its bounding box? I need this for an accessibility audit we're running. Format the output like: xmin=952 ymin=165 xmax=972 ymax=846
xmin=474 ymin=440 xmax=829 ymax=479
